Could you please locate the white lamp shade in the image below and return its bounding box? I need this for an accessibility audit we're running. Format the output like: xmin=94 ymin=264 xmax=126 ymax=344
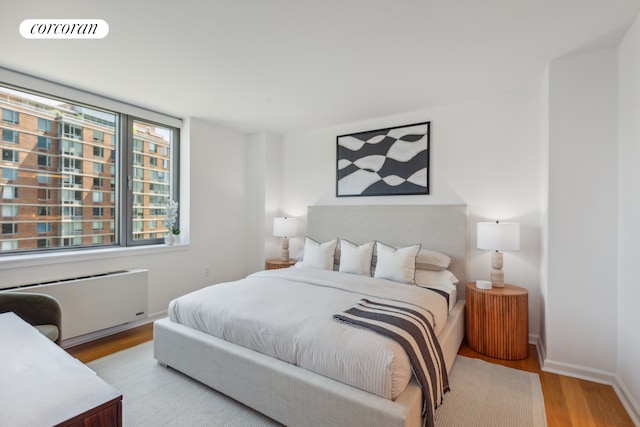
xmin=273 ymin=217 xmax=297 ymax=237
xmin=477 ymin=221 xmax=520 ymax=251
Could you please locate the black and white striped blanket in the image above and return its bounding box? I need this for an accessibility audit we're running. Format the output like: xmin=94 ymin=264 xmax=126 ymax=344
xmin=334 ymin=298 xmax=449 ymax=427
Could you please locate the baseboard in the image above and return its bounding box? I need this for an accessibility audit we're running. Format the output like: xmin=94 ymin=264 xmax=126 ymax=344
xmin=614 ymin=375 xmax=640 ymax=427
xmin=62 ymin=310 xmax=167 ymax=348
xmin=537 ymin=341 xmax=639 ymax=427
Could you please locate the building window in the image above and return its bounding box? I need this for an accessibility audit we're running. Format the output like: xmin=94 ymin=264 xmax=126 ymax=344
xmin=2 ymin=168 xmax=18 ymax=180
xmin=63 ymin=123 xmax=83 ymax=140
xmin=37 ymin=136 xmax=52 ymax=150
xmin=2 ymin=223 xmax=18 ymax=234
xmin=2 ymin=129 xmax=18 ymax=144
xmin=2 ymin=149 xmax=18 ymax=162
xmin=93 ymin=192 xmax=104 ymax=203
xmin=2 ymin=205 xmax=18 ymax=217
xmin=2 ymin=186 xmax=18 ymax=199
xmin=37 ymin=223 xmax=52 ymax=233
xmin=2 ymin=108 xmax=18 ymax=124
xmin=37 ymin=173 xmax=52 ymax=184
xmin=2 ymin=240 xmax=18 ymax=251
xmin=37 ymin=154 xmax=52 ymax=167
xmin=37 ymin=188 xmax=52 ymax=200
xmin=38 ymin=206 xmax=52 ymax=216
xmin=0 ymin=83 xmax=180 ymax=255
xmin=93 ymin=130 xmax=104 ymax=142
xmin=93 ymin=146 xmax=104 ymax=157
xmin=38 ymin=117 xmax=52 ymax=132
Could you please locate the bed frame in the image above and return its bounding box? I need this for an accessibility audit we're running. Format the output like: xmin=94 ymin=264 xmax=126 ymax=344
xmin=154 ymin=204 xmax=468 ymax=427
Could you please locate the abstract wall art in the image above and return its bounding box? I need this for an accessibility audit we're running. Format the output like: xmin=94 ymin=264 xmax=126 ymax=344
xmin=336 ymin=121 xmax=430 ymax=197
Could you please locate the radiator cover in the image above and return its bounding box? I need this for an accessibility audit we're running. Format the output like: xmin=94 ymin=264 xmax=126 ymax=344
xmin=8 ymin=269 xmax=148 ymax=340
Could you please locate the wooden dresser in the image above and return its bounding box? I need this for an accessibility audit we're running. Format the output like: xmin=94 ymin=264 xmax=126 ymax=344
xmin=465 ymin=282 xmax=529 ymax=360
xmin=0 ymin=312 xmax=122 ymax=426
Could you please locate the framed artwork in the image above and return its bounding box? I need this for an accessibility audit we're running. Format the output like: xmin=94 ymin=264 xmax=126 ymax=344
xmin=336 ymin=121 xmax=430 ymax=197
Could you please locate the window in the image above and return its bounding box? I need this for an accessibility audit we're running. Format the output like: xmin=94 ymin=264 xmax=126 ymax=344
xmin=38 ymin=206 xmax=52 ymax=216
xmin=2 ymin=168 xmax=18 ymax=180
xmin=93 ymin=130 xmax=104 ymax=142
xmin=37 ymin=223 xmax=52 ymax=233
xmin=37 ymin=188 xmax=52 ymax=200
xmin=2 ymin=108 xmax=18 ymax=124
xmin=37 ymin=154 xmax=52 ymax=167
xmin=2 ymin=223 xmax=18 ymax=234
xmin=37 ymin=173 xmax=52 ymax=184
xmin=37 ymin=136 xmax=52 ymax=150
xmin=2 ymin=186 xmax=18 ymax=199
xmin=2 ymin=129 xmax=18 ymax=144
xmin=38 ymin=117 xmax=52 ymax=132
xmin=93 ymin=192 xmax=103 ymax=203
xmin=63 ymin=123 xmax=83 ymax=140
xmin=2 ymin=149 xmax=18 ymax=162
xmin=2 ymin=205 xmax=18 ymax=217
xmin=0 ymin=83 xmax=180 ymax=254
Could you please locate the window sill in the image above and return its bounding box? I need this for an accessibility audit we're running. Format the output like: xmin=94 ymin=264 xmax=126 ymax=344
xmin=0 ymin=242 xmax=189 ymax=271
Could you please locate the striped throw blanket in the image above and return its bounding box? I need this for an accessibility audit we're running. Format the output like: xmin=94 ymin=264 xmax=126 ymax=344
xmin=334 ymin=298 xmax=449 ymax=427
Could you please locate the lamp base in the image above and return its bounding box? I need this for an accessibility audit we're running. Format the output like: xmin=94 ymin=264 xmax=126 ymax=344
xmin=490 ymin=251 xmax=505 ymax=287
xmin=280 ymin=237 xmax=290 ymax=261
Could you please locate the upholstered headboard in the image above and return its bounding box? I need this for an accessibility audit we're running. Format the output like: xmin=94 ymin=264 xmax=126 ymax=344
xmin=307 ymin=205 xmax=468 ymax=298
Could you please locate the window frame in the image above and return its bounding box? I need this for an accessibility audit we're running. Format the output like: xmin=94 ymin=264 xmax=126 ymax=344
xmin=0 ymin=75 xmax=182 ymax=256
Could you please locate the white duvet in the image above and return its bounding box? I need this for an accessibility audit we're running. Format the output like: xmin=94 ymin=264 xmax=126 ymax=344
xmin=168 ymin=267 xmax=448 ymax=400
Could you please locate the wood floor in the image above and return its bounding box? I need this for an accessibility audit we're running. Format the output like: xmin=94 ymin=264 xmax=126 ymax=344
xmin=67 ymin=323 xmax=634 ymax=427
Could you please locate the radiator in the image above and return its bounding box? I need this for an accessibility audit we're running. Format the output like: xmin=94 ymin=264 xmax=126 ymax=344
xmin=8 ymin=269 xmax=148 ymax=340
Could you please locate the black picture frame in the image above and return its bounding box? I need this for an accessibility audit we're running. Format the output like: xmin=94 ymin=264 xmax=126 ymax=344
xmin=336 ymin=121 xmax=430 ymax=197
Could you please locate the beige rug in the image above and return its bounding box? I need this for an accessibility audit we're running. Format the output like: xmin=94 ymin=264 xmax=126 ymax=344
xmin=88 ymin=341 xmax=546 ymax=426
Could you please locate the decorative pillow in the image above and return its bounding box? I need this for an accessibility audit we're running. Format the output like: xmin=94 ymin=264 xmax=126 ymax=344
xmin=373 ymin=242 xmax=421 ymax=284
xmin=414 ymin=269 xmax=459 ymax=288
xmin=415 ymin=249 xmax=452 ymax=271
xmin=338 ymin=240 xmax=375 ymax=276
xmin=302 ymin=237 xmax=338 ymax=270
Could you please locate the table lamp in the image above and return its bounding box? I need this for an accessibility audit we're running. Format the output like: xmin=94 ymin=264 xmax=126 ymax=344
xmin=273 ymin=217 xmax=297 ymax=261
xmin=477 ymin=221 xmax=520 ymax=287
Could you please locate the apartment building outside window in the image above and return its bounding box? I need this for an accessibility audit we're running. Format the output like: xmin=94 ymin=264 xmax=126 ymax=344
xmin=0 ymin=84 xmax=180 ymax=254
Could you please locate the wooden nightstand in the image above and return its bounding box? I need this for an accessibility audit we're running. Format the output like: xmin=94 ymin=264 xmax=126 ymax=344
xmin=265 ymin=259 xmax=297 ymax=270
xmin=465 ymin=282 xmax=529 ymax=360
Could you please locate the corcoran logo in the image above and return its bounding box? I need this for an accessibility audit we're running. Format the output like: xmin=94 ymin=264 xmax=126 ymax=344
xmin=19 ymin=19 xmax=109 ymax=39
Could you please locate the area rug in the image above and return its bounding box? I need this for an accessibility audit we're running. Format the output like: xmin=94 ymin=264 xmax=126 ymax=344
xmin=88 ymin=342 xmax=546 ymax=427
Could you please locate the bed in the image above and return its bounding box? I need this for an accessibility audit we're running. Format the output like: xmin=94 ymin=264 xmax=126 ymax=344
xmin=154 ymin=204 xmax=468 ymax=427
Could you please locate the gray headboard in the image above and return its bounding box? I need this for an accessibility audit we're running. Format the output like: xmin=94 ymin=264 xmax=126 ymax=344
xmin=307 ymin=205 xmax=468 ymax=298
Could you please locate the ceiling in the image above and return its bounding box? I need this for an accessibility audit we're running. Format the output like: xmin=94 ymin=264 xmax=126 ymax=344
xmin=2 ymin=0 xmax=639 ymax=133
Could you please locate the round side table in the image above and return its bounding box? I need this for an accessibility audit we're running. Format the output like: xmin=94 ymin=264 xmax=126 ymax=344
xmin=465 ymin=282 xmax=529 ymax=360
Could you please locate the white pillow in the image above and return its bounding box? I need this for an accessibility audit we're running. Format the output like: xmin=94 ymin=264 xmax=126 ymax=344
xmin=415 ymin=249 xmax=452 ymax=271
xmin=339 ymin=240 xmax=375 ymax=276
xmin=373 ymin=242 xmax=421 ymax=284
xmin=414 ymin=269 xmax=459 ymax=288
xmin=302 ymin=237 xmax=338 ymax=270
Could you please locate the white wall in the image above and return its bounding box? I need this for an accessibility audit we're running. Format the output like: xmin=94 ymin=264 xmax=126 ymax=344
xmin=617 ymin=14 xmax=640 ymax=422
xmin=279 ymin=90 xmax=543 ymax=340
xmin=544 ymin=48 xmax=619 ymax=378
xmin=0 ymin=117 xmax=251 ymax=327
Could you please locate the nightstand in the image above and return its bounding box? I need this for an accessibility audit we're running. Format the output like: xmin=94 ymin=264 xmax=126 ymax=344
xmin=465 ymin=282 xmax=529 ymax=360
xmin=265 ymin=259 xmax=297 ymax=270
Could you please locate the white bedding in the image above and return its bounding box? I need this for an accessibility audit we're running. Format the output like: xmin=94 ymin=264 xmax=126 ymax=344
xmin=168 ymin=268 xmax=448 ymax=400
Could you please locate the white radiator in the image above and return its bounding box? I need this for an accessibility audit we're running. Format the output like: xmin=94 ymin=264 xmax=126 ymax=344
xmin=9 ymin=269 xmax=148 ymax=340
